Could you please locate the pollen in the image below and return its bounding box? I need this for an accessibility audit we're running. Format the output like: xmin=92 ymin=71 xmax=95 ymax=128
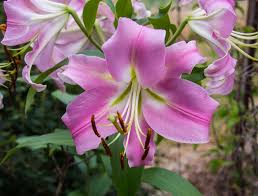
xmin=144 ymin=128 xmax=153 ymax=149
xmin=117 ymin=111 xmax=128 ymax=134
xmin=0 ymin=24 xmax=6 ymax=31
xmin=91 ymin=115 xmax=101 ymax=138
xmin=141 ymin=146 xmax=150 ymax=160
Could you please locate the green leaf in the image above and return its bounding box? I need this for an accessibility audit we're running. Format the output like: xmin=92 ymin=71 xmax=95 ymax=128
xmin=80 ymin=49 xmax=104 ymax=58
xmin=159 ymin=0 xmax=173 ymax=14
xmin=105 ymin=0 xmax=116 ymax=13
xmin=182 ymin=66 xmax=206 ymax=84
xmin=16 ymin=129 xmax=74 ymax=150
xmin=25 ymin=59 xmax=68 ymax=114
xmin=156 ymin=134 xmax=164 ymax=145
xmin=51 ymin=90 xmax=76 ymax=105
xmin=149 ymin=0 xmax=176 ymax=41
xmin=148 ymin=14 xmax=173 ymax=41
xmin=88 ymin=174 xmax=112 ymax=196
xmin=142 ymin=167 xmax=202 ymax=196
xmin=115 ymin=0 xmax=133 ymax=19
xmin=83 ymin=0 xmax=101 ymax=34
xmin=110 ymin=137 xmax=143 ymax=196
xmin=1 ymin=129 xmax=74 ymax=165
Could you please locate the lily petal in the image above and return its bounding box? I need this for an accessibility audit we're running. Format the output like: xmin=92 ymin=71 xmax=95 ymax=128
xmin=103 ymin=18 xmax=166 ymax=87
xmin=205 ymin=54 xmax=236 ymax=95
xmin=206 ymin=73 xmax=235 ymax=95
xmin=60 ymin=55 xmax=114 ymax=90
xmin=205 ymin=53 xmax=236 ymax=78
xmin=143 ymin=78 xmax=219 ymax=143
xmin=1 ymin=0 xmax=42 ymax=45
xmin=188 ymin=20 xmax=231 ymax=54
xmin=125 ymin=116 xmax=156 ymax=167
xmin=165 ymin=41 xmax=206 ymax=78
xmin=23 ymin=15 xmax=68 ymax=92
xmin=199 ymin=0 xmax=236 ymax=38
xmin=62 ymin=86 xmax=118 ymax=154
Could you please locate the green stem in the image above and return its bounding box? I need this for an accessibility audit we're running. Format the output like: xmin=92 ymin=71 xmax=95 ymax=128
xmin=166 ymin=18 xmax=189 ymax=46
xmin=95 ymin=22 xmax=106 ymax=44
xmin=67 ymin=7 xmax=103 ymax=51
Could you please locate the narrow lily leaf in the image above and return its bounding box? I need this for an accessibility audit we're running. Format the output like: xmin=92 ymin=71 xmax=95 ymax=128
xmin=105 ymin=0 xmax=116 ymax=14
xmin=149 ymin=0 xmax=176 ymax=41
xmin=16 ymin=129 xmax=74 ymax=149
xmin=159 ymin=0 xmax=173 ymax=14
xmin=1 ymin=129 xmax=74 ymax=165
xmin=25 ymin=59 xmax=68 ymax=114
xmin=83 ymin=0 xmax=101 ymax=34
xmin=110 ymin=137 xmax=143 ymax=196
xmin=51 ymin=90 xmax=76 ymax=105
xmin=142 ymin=167 xmax=202 ymax=196
xmin=80 ymin=49 xmax=104 ymax=58
xmin=115 ymin=0 xmax=133 ymax=19
xmin=88 ymin=174 xmax=112 ymax=196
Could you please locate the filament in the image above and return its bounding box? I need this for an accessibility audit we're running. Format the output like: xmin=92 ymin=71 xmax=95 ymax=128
xmin=228 ymin=39 xmax=258 ymax=61
xmin=231 ymin=33 xmax=258 ymax=40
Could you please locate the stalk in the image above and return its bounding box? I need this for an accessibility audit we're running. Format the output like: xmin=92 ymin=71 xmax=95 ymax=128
xmin=166 ymin=18 xmax=189 ymax=46
xmin=67 ymin=7 xmax=102 ymax=51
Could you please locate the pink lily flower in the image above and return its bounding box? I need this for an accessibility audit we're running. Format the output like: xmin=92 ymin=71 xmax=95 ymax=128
xmin=0 ymin=70 xmax=6 ymax=110
xmin=61 ymin=18 xmax=219 ymax=167
xmin=188 ymin=0 xmax=239 ymax=95
xmin=177 ymin=0 xmax=193 ymax=6
xmin=0 ymin=93 xmax=3 ymax=110
xmin=189 ymin=0 xmax=236 ymax=54
xmin=97 ymin=2 xmax=115 ymax=35
xmin=205 ymin=54 xmax=236 ymax=95
xmin=133 ymin=0 xmax=151 ymax=19
xmin=1 ymin=0 xmax=86 ymax=92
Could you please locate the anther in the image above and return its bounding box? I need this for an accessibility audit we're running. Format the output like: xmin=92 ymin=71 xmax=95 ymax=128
xmin=101 ymin=138 xmax=112 ymax=157
xmin=15 ymin=59 xmax=22 ymax=65
xmin=144 ymin=128 xmax=153 ymax=149
xmin=91 ymin=115 xmax=101 ymax=138
xmin=120 ymin=153 xmax=125 ymax=170
xmin=108 ymin=115 xmax=125 ymax=135
xmin=141 ymin=146 xmax=150 ymax=160
xmin=0 ymin=24 xmax=6 ymax=31
xmin=117 ymin=112 xmax=127 ymax=134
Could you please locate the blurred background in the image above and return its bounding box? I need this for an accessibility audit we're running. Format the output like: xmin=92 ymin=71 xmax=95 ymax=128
xmin=0 ymin=0 xmax=257 ymax=195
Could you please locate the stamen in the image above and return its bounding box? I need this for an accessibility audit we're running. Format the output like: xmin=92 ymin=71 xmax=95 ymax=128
xmin=91 ymin=115 xmax=101 ymax=137
xmin=229 ymin=36 xmax=258 ymax=48
xmin=231 ymin=32 xmax=258 ymax=40
xmin=144 ymin=128 xmax=153 ymax=149
xmin=0 ymin=24 xmax=6 ymax=31
xmin=190 ymin=8 xmax=224 ymax=21
xmin=101 ymin=138 xmax=112 ymax=157
xmin=141 ymin=146 xmax=150 ymax=160
xmin=108 ymin=133 xmax=121 ymax=146
xmin=117 ymin=111 xmax=128 ymax=134
xmin=229 ymin=39 xmax=258 ymax=62
xmin=108 ymin=115 xmax=125 ymax=134
xmin=232 ymin=30 xmax=258 ymax=36
xmin=120 ymin=152 xmax=125 ymax=169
